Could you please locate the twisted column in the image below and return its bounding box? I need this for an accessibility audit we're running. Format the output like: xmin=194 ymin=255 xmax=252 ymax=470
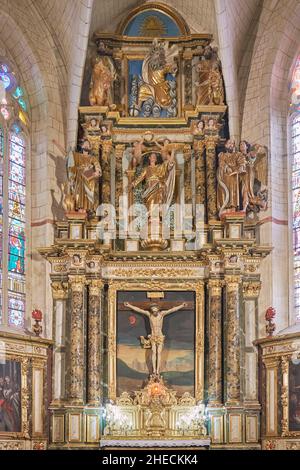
xmin=69 ymin=275 xmax=86 ymax=404
xmin=207 ymin=279 xmax=223 ymax=404
xmin=87 ymin=280 xmax=104 ymax=405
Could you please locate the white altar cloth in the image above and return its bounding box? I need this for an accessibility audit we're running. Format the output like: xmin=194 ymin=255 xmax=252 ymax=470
xmin=100 ymin=439 xmax=211 ymax=448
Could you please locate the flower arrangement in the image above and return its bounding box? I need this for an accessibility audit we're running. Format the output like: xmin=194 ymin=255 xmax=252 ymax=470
xmin=32 ymin=309 xmax=43 ymax=336
xmin=32 ymin=309 xmax=43 ymax=321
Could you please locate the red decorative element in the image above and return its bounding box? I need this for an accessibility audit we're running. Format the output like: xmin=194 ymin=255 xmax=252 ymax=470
xmin=265 ymin=307 xmax=276 ymax=337
xmin=32 ymin=309 xmax=43 ymax=336
xmin=129 ymin=315 xmax=136 ymax=326
xmin=32 ymin=309 xmax=43 ymax=321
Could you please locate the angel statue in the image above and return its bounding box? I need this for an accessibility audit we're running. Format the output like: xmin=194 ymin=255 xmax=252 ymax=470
xmin=89 ymin=52 xmax=117 ymax=107
xmin=131 ymin=148 xmax=176 ymax=219
xmin=239 ymin=140 xmax=268 ymax=215
xmin=135 ymin=38 xmax=178 ymax=117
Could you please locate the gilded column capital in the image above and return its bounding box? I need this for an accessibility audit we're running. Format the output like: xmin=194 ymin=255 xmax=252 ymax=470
xmin=262 ymin=357 xmax=280 ymax=368
xmin=224 ymin=275 xmax=241 ymax=289
xmin=89 ymin=279 xmax=104 ymax=296
xmin=208 ymin=279 xmax=223 ymax=295
xmin=69 ymin=275 xmax=86 ymax=292
xmin=243 ymin=281 xmax=261 ymax=299
xmin=51 ymin=281 xmax=69 ymax=300
xmin=115 ymin=143 xmax=125 ymax=155
xmin=281 ymin=355 xmax=290 ymax=374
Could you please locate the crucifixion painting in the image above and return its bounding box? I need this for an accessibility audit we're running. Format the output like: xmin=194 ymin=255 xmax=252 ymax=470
xmin=124 ymin=301 xmax=187 ymax=375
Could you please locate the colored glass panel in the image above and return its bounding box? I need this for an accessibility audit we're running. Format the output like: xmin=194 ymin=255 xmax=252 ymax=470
xmin=8 ymin=293 xmax=25 ymax=328
xmin=0 ymin=61 xmax=28 ymax=329
xmin=290 ymin=57 xmax=300 ymax=113
xmin=0 ymin=127 xmax=3 ymax=323
xmin=7 ymin=132 xmax=26 ymax=327
xmin=292 ymin=113 xmax=300 ymax=319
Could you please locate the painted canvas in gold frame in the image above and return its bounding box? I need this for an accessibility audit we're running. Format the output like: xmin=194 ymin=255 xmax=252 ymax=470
xmin=107 ymin=280 xmax=204 ymax=402
xmin=0 ymin=354 xmax=29 ymax=438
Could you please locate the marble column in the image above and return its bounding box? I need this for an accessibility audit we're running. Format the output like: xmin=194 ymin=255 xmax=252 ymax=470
xmin=207 ymin=279 xmax=223 ymax=404
xmin=69 ymin=275 xmax=86 ymax=404
xmin=205 ymin=135 xmax=218 ymax=221
xmin=194 ymin=139 xmax=206 ymax=207
xmin=87 ymin=280 xmax=103 ymax=405
xmin=281 ymin=356 xmax=289 ymax=437
xmin=184 ymin=144 xmax=192 ymax=205
xmin=51 ymin=281 xmax=68 ymax=402
xmin=225 ymin=276 xmax=241 ymax=405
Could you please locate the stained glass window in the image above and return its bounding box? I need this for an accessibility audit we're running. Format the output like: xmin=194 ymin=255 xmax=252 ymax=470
xmin=0 ymin=126 xmax=3 ymax=323
xmin=0 ymin=61 xmax=28 ymax=329
xmin=7 ymin=132 xmax=26 ymax=327
xmin=290 ymin=57 xmax=300 ymax=113
xmin=292 ymin=114 xmax=300 ymax=320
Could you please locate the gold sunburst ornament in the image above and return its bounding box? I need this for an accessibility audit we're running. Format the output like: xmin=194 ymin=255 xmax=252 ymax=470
xmin=139 ymin=15 xmax=167 ymax=37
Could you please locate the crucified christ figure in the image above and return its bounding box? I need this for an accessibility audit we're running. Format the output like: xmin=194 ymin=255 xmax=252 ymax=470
xmin=124 ymin=301 xmax=187 ymax=376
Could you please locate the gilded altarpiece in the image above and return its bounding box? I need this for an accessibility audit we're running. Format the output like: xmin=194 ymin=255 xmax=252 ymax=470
xmin=42 ymin=3 xmax=271 ymax=449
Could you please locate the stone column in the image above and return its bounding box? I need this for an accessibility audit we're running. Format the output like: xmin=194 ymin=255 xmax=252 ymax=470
xmin=205 ymin=135 xmax=218 ymax=221
xmin=225 ymin=275 xmax=241 ymax=405
xmin=51 ymin=281 xmax=68 ymax=403
xmin=87 ymin=280 xmax=104 ymax=405
xmin=69 ymin=275 xmax=86 ymax=404
xmin=207 ymin=279 xmax=223 ymax=404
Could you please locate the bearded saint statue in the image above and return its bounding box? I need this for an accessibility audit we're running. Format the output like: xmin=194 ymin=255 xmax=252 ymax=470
xmin=89 ymin=54 xmax=116 ymax=106
xmin=217 ymin=139 xmax=247 ymax=216
xmin=138 ymin=39 xmax=178 ymax=110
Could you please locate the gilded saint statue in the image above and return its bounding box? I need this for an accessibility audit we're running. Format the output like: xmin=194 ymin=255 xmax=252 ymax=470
xmin=131 ymin=150 xmax=176 ymax=218
xmin=195 ymin=45 xmax=224 ymax=106
xmin=137 ymin=39 xmax=178 ymax=111
xmin=217 ymin=139 xmax=247 ymax=216
xmin=89 ymin=52 xmax=116 ymax=106
xmin=124 ymin=302 xmax=187 ymax=376
xmin=65 ymin=139 xmax=102 ymax=213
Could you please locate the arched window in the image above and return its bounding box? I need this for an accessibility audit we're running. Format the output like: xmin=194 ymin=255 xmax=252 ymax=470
xmin=0 ymin=62 xmax=29 ymax=328
xmin=291 ymin=114 xmax=300 ymax=319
